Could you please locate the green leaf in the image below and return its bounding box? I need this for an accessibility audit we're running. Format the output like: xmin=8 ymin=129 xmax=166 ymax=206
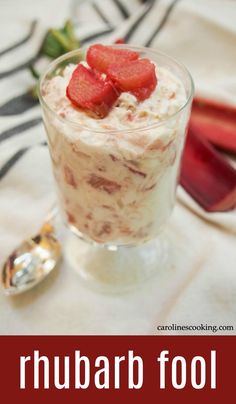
xmin=40 ymin=20 xmax=80 ymax=59
xmin=28 ymin=19 xmax=80 ymax=100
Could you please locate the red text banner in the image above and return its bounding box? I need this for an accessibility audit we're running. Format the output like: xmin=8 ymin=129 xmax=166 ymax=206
xmin=0 ymin=336 xmax=235 ymax=403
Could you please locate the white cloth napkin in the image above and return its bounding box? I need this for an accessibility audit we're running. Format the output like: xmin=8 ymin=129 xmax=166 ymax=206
xmin=0 ymin=0 xmax=235 ymax=335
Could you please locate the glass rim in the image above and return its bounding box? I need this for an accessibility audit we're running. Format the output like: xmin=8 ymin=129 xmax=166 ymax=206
xmin=38 ymin=45 xmax=194 ymax=134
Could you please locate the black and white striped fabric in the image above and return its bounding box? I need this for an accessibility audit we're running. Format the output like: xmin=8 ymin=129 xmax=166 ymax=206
xmin=1 ymin=0 xmax=236 ymax=335
xmin=0 ymin=0 xmax=181 ymax=184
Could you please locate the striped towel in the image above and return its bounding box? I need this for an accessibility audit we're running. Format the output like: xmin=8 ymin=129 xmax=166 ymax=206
xmin=0 ymin=0 xmax=236 ymax=335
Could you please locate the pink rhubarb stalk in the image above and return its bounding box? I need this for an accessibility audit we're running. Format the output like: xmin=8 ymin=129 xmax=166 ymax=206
xmin=190 ymin=97 xmax=236 ymax=154
xmin=180 ymin=125 xmax=236 ymax=212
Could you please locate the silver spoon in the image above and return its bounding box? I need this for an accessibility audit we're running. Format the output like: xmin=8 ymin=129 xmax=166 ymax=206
xmin=1 ymin=208 xmax=61 ymax=295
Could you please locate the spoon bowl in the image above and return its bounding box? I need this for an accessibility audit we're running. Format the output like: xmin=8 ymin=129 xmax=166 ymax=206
xmin=1 ymin=223 xmax=61 ymax=295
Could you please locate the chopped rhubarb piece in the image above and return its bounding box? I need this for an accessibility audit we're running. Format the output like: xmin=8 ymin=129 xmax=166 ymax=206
xmin=107 ymin=59 xmax=157 ymax=101
xmin=87 ymin=44 xmax=138 ymax=73
xmin=180 ymin=126 xmax=236 ymax=212
xmin=96 ymin=223 xmax=112 ymax=237
xmin=124 ymin=164 xmax=147 ymax=178
xmin=66 ymin=64 xmax=119 ymax=118
xmin=66 ymin=211 xmax=76 ymax=224
xmin=190 ymin=97 xmax=236 ymax=154
xmin=114 ymin=38 xmax=125 ymax=44
xmin=64 ymin=165 xmax=77 ymax=188
xmin=88 ymin=174 xmax=121 ymax=194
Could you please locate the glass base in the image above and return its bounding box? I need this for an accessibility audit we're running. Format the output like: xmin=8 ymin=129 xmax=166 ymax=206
xmin=64 ymin=229 xmax=170 ymax=293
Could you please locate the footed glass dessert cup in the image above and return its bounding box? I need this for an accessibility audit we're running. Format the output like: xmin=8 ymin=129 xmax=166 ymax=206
xmin=39 ymin=46 xmax=194 ymax=292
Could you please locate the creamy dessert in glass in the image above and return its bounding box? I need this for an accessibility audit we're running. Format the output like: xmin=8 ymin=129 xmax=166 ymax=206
xmin=39 ymin=45 xmax=193 ymax=290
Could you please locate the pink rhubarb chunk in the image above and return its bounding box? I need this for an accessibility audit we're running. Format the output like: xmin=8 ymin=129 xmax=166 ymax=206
xmin=66 ymin=64 xmax=119 ymax=118
xmin=107 ymin=58 xmax=157 ymax=101
xmin=86 ymin=44 xmax=139 ymax=74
